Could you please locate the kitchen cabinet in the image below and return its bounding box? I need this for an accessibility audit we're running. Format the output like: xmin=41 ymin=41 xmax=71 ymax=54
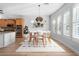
xmin=0 ymin=18 xmax=24 ymax=38
xmin=16 ymin=18 xmax=24 ymax=26
xmin=0 ymin=32 xmax=4 ymax=48
xmin=0 ymin=19 xmax=5 ymax=27
xmin=5 ymin=19 xmax=16 ymax=26
xmin=0 ymin=19 xmax=16 ymax=27
xmin=4 ymin=32 xmax=11 ymax=47
xmin=0 ymin=32 xmax=15 ymax=48
xmin=10 ymin=32 xmax=16 ymax=43
xmin=15 ymin=18 xmax=24 ymax=38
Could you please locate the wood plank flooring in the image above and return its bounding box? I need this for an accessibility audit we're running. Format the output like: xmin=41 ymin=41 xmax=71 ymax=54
xmin=0 ymin=38 xmax=78 ymax=56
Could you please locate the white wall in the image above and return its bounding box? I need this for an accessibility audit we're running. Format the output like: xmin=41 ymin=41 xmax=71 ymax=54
xmin=23 ymin=15 xmax=49 ymax=31
xmin=0 ymin=14 xmax=23 ymax=19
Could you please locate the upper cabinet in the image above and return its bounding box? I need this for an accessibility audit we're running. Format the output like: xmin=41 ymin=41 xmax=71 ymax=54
xmin=15 ymin=18 xmax=24 ymax=38
xmin=5 ymin=19 xmax=16 ymax=25
xmin=0 ymin=18 xmax=24 ymax=27
xmin=0 ymin=19 xmax=5 ymax=27
xmin=0 ymin=19 xmax=16 ymax=27
xmin=15 ymin=18 xmax=24 ymax=26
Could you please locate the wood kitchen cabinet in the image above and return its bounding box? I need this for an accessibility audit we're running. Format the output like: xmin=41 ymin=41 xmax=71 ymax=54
xmin=16 ymin=18 xmax=24 ymax=26
xmin=15 ymin=18 xmax=24 ymax=38
xmin=0 ymin=18 xmax=25 ymax=38
xmin=0 ymin=19 xmax=16 ymax=27
xmin=0 ymin=19 xmax=6 ymax=27
xmin=5 ymin=19 xmax=16 ymax=26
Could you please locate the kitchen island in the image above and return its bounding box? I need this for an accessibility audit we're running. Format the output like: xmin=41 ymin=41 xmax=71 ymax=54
xmin=0 ymin=31 xmax=15 ymax=48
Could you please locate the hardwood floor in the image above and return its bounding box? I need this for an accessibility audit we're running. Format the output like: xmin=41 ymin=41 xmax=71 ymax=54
xmin=0 ymin=38 xmax=78 ymax=56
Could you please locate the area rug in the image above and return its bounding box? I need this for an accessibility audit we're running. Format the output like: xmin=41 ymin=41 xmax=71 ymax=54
xmin=16 ymin=39 xmax=65 ymax=52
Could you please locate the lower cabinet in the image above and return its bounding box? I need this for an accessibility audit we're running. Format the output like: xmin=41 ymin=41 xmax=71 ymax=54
xmin=0 ymin=32 xmax=15 ymax=48
xmin=4 ymin=33 xmax=10 ymax=47
xmin=10 ymin=32 xmax=16 ymax=43
xmin=0 ymin=33 xmax=4 ymax=48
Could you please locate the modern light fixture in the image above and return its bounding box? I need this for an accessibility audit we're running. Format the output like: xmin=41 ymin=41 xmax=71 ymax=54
xmin=35 ymin=4 xmax=43 ymax=21
xmin=33 ymin=3 xmax=49 ymax=27
xmin=34 ymin=4 xmax=44 ymax=27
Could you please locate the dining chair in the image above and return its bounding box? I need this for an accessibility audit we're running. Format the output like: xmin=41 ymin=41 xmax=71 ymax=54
xmin=42 ymin=33 xmax=46 ymax=47
xmin=38 ymin=32 xmax=46 ymax=47
xmin=29 ymin=32 xmax=32 ymax=42
xmin=47 ymin=33 xmax=51 ymax=43
xmin=33 ymin=32 xmax=38 ymax=47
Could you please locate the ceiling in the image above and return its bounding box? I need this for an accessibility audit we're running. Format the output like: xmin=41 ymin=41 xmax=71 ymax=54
xmin=0 ymin=3 xmax=64 ymax=16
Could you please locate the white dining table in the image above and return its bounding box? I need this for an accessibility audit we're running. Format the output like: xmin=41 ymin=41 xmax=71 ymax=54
xmin=29 ymin=30 xmax=51 ymax=38
xmin=29 ymin=30 xmax=50 ymax=33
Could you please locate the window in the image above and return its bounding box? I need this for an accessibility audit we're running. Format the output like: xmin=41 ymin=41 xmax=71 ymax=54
xmin=72 ymin=7 xmax=79 ymax=38
xmin=52 ymin=19 xmax=56 ymax=33
xmin=57 ymin=15 xmax=62 ymax=35
xmin=63 ymin=11 xmax=71 ymax=36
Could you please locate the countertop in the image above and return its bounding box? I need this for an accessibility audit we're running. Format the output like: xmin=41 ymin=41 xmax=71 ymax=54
xmin=0 ymin=31 xmax=15 ymax=33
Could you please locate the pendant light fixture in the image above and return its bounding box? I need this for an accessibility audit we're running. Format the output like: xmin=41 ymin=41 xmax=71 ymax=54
xmin=35 ymin=4 xmax=43 ymax=27
xmin=38 ymin=5 xmax=40 ymax=17
xmin=35 ymin=4 xmax=43 ymax=22
xmin=34 ymin=3 xmax=49 ymax=27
